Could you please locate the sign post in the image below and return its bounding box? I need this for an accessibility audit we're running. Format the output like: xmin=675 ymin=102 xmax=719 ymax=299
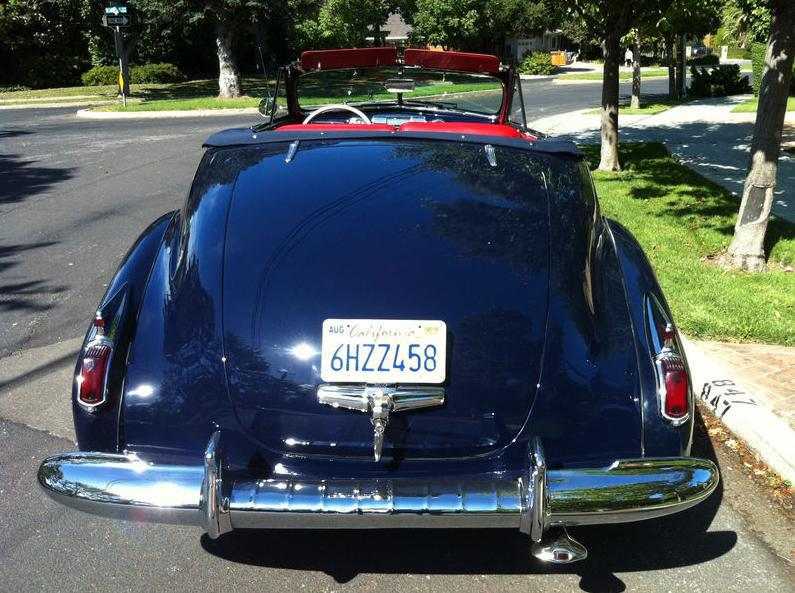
xmin=103 ymin=4 xmax=133 ymax=100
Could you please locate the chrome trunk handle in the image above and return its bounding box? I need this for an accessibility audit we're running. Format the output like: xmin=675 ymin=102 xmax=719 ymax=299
xmin=317 ymin=384 xmax=445 ymax=461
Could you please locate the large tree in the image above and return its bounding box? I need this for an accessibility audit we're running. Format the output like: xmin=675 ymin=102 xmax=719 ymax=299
xmin=654 ymin=0 xmax=721 ymax=101
xmin=0 ymin=0 xmax=89 ymax=87
xmin=407 ymin=0 xmax=556 ymax=54
xmin=139 ymin=0 xmax=276 ymax=98
xmin=567 ymin=1 xmax=661 ymax=171
xmin=724 ymin=0 xmax=794 ymax=271
xmin=298 ymin=0 xmax=396 ymax=48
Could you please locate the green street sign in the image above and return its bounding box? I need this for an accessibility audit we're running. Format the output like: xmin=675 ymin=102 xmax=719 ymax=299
xmin=103 ymin=4 xmax=132 ymax=27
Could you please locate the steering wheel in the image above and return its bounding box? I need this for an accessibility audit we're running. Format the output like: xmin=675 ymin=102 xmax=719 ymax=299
xmin=302 ymin=104 xmax=372 ymax=125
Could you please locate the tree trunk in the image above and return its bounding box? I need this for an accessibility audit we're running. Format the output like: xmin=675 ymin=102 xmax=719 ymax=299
xmin=677 ymin=33 xmax=687 ymax=99
xmin=725 ymin=0 xmax=795 ymax=271
xmin=599 ymin=34 xmax=622 ymax=171
xmin=631 ymin=34 xmax=641 ymax=110
xmin=216 ymin=19 xmax=241 ymax=98
xmin=666 ymin=36 xmax=676 ymax=99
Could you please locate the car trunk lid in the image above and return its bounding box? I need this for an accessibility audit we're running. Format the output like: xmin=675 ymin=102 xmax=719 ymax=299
xmin=222 ymin=139 xmax=550 ymax=460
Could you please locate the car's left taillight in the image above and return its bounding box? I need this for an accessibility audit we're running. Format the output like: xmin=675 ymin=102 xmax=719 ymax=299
xmin=76 ymin=315 xmax=113 ymax=408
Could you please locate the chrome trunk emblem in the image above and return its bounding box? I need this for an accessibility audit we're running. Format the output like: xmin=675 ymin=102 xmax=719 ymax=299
xmin=317 ymin=385 xmax=445 ymax=461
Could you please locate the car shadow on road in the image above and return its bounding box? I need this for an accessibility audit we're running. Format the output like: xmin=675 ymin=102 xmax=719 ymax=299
xmin=201 ymin=410 xmax=733 ymax=591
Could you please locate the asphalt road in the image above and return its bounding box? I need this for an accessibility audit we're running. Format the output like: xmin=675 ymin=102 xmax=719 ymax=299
xmin=0 ymin=77 xmax=669 ymax=358
xmin=3 ymin=77 xmax=794 ymax=592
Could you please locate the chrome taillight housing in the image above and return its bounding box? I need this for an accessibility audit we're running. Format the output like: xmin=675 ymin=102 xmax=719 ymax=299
xmin=646 ymin=296 xmax=691 ymax=426
xmin=75 ymin=314 xmax=113 ymax=408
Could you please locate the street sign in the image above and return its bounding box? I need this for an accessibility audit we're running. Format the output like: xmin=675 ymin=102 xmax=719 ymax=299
xmin=103 ymin=4 xmax=132 ymax=27
xmin=102 ymin=14 xmax=130 ymax=27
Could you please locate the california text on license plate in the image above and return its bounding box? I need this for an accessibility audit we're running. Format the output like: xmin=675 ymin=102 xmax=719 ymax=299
xmin=320 ymin=319 xmax=447 ymax=384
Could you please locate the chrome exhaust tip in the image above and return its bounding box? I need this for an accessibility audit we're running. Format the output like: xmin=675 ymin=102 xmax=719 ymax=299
xmin=531 ymin=528 xmax=588 ymax=564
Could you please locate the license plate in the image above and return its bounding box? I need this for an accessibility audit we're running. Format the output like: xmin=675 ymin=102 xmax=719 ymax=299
xmin=320 ymin=319 xmax=447 ymax=384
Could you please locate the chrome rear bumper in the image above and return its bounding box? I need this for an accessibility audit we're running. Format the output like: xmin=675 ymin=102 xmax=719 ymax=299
xmin=38 ymin=432 xmax=718 ymax=540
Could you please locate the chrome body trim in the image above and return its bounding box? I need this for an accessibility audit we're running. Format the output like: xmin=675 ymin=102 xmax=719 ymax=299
xmin=519 ymin=438 xmax=547 ymax=541
xmin=38 ymin=441 xmax=719 ymax=535
xmin=200 ymin=431 xmax=232 ymax=538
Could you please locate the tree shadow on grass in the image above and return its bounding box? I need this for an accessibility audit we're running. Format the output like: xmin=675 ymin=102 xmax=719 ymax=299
xmin=579 ymin=141 xmax=795 ymax=260
xmin=200 ymin=411 xmax=731 ymax=591
xmin=133 ymin=77 xmax=273 ymax=102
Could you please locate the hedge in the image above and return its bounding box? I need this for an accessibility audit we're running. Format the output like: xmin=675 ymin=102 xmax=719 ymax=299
xmin=518 ymin=52 xmax=559 ymax=76
xmin=751 ymin=42 xmax=795 ymax=96
xmin=689 ymin=64 xmax=751 ymax=98
xmin=750 ymin=42 xmax=765 ymax=95
xmin=131 ymin=63 xmax=185 ymax=84
xmin=81 ymin=63 xmax=185 ymax=86
xmin=687 ymin=54 xmax=719 ymax=66
xmin=726 ymin=46 xmax=751 ymax=60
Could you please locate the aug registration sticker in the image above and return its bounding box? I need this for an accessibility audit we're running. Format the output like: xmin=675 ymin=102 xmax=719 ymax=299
xmin=320 ymin=319 xmax=447 ymax=384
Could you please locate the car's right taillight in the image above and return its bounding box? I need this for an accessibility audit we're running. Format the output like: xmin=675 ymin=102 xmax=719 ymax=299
xmin=76 ymin=315 xmax=113 ymax=408
xmin=657 ymin=352 xmax=689 ymax=421
xmin=646 ymin=295 xmax=691 ymax=425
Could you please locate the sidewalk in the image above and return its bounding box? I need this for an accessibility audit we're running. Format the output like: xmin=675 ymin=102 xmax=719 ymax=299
xmin=684 ymin=338 xmax=795 ymax=484
xmin=529 ymin=95 xmax=795 ymax=223
xmin=692 ymin=340 xmax=795 ymax=431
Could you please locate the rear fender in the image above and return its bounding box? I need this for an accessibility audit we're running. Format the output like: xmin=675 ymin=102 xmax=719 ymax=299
xmin=606 ymin=220 xmax=694 ymax=456
xmin=73 ymin=212 xmax=178 ymax=451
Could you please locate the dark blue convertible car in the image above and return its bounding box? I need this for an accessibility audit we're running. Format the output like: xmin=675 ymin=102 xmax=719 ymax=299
xmin=39 ymin=47 xmax=718 ymax=564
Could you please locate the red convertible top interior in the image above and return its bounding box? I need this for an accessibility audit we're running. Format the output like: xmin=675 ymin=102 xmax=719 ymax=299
xmin=298 ymin=47 xmax=501 ymax=75
xmin=300 ymin=47 xmax=398 ymax=71
xmin=274 ymin=121 xmax=534 ymax=141
xmin=403 ymin=49 xmax=501 ymax=75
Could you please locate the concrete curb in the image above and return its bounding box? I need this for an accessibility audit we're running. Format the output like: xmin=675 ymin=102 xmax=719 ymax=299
xmin=0 ymin=101 xmax=115 ymax=110
xmin=76 ymin=107 xmax=260 ymax=120
xmin=519 ymin=74 xmax=556 ymax=82
xmin=683 ymin=337 xmax=795 ymax=484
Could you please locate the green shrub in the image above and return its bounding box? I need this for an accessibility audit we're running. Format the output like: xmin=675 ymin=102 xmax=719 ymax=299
xmin=81 ymin=65 xmax=120 ymax=86
xmin=81 ymin=63 xmax=185 ymax=87
xmin=688 ymin=64 xmax=751 ymax=97
xmin=726 ymin=46 xmax=751 ymax=60
xmin=750 ymin=42 xmax=795 ymax=96
xmin=518 ymin=52 xmax=558 ymax=76
xmin=130 ymin=63 xmax=185 ymax=84
xmin=751 ymin=42 xmax=766 ymax=95
xmin=639 ymin=55 xmax=664 ymax=67
xmin=688 ymin=54 xmax=719 ymax=66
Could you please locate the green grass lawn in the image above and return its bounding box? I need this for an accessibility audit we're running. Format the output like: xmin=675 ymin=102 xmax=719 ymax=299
xmin=2 ymin=75 xmax=501 ymax=112
xmin=561 ymin=68 xmax=669 ymax=81
xmin=583 ymin=142 xmax=794 ymax=345
xmin=95 ymin=79 xmax=501 ymax=112
xmin=732 ymin=96 xmax=795 ymax=113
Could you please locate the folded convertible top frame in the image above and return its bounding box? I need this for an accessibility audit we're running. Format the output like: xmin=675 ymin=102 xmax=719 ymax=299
xmin=39 ymin=431 xmax=718 ymax=542
xmin=298 ymin=48 xmax=503 ymax=76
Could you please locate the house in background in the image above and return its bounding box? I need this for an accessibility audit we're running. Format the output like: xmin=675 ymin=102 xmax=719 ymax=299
xmin=505 ymin=31 xmax=567 ymax=63
xmin=368 ymin=13 xmax=412 ymax=47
